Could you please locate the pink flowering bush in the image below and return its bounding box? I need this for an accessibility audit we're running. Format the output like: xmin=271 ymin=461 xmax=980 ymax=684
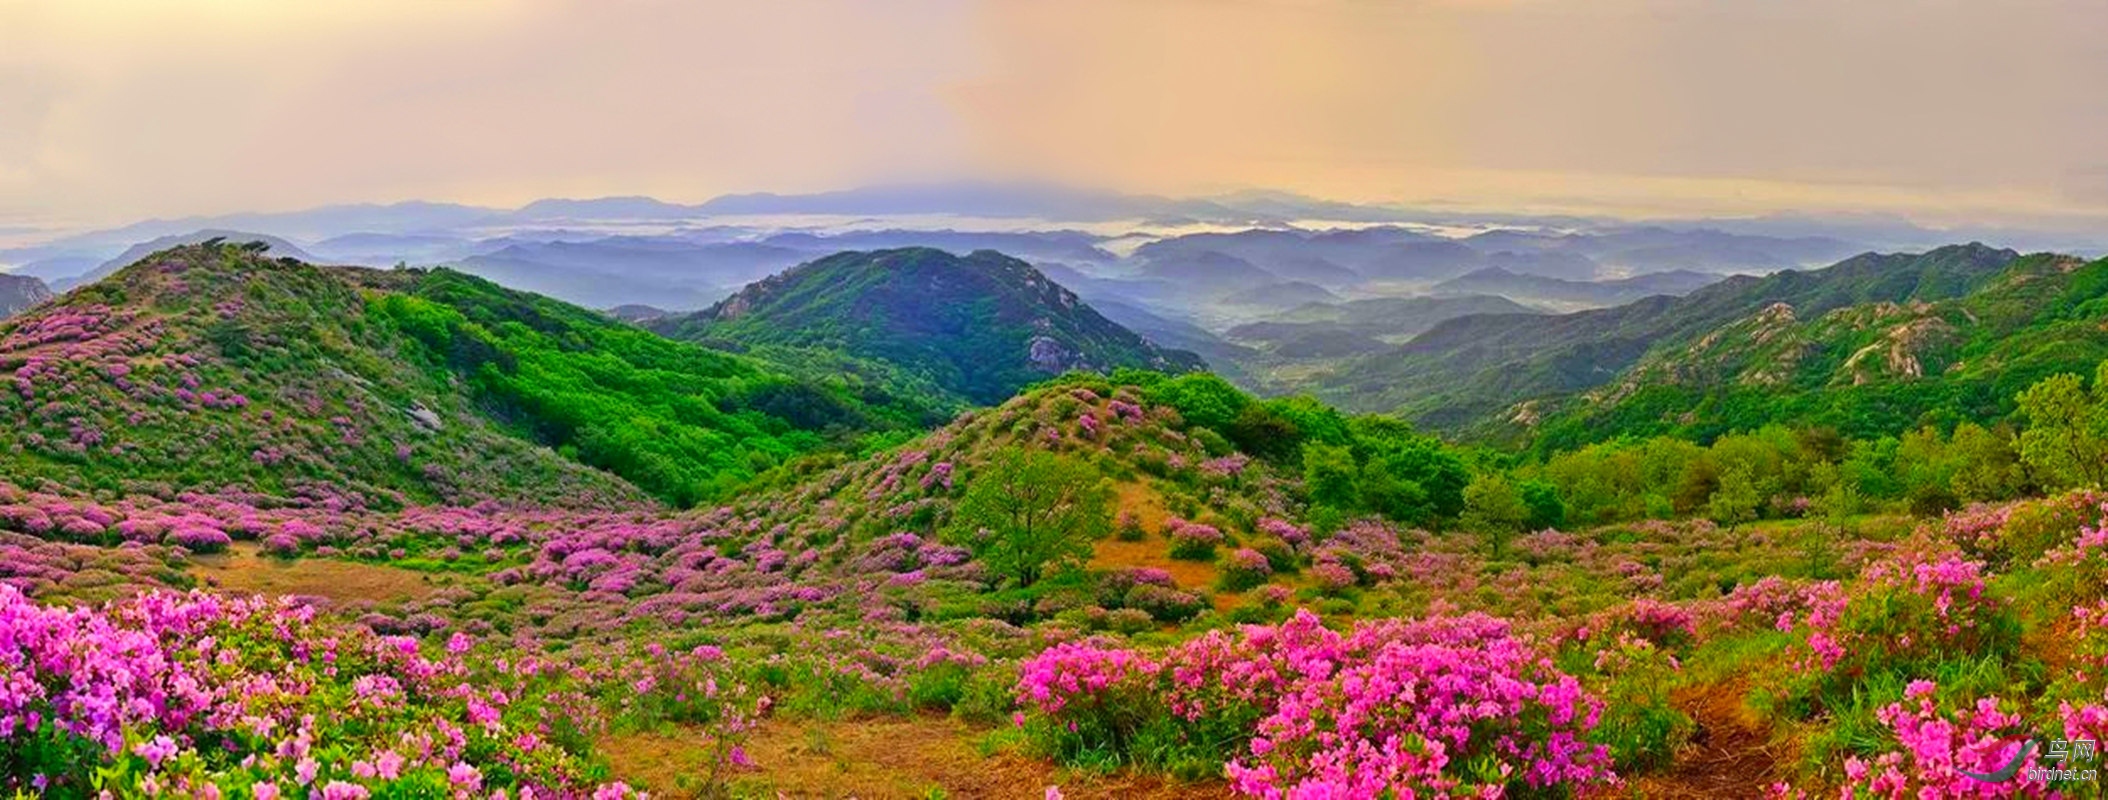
xmin=1767 ymin=545 xmax=2019 ymax=723
xmin=1219 ymin=547 xmax=1273 ymax=592
xmin=1165 ymin=517 xmax=1224 ymax=561
xmin=1310 ymin=561 xmax=1357 ymax=595
xmin=2001 ymin=491 xmax=2108 ymax=567
xmin=1122 ymin=584 xmax=1208 ymax=623
xmin=2028 ymin=498 xmax=2108 ymax=607
xmin=1014 ymin=609 xmax=1614 ymax=796
xmin=1013 ymin=640 xmax=1163 ymax=765
xmin=1834 ymin=681 xmax=2048 ymax=798
xmin=0 ymin=585 xmax=637 ymax=797
xmin=1112 ymin=509 xmax=1146 ymax=542
xmin=1556 ymin=611 xmax=1693 ymax=772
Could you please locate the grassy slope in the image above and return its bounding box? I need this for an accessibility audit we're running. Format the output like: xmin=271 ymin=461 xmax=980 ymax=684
xmin=0 ymin=243 xmax=938 ymax=508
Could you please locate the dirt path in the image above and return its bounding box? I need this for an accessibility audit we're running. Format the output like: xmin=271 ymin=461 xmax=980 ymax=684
xmin=1625 ymin=682 xmax=1784 ymax=798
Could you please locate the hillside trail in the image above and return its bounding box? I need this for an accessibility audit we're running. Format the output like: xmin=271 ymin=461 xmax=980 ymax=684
xmin=1626 ymin=681 xmax=1783 ymax=799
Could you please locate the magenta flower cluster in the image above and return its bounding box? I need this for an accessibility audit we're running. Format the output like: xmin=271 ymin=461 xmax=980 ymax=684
xmin=0 ymin=585 xmax=644 ymax=797
xmin=1014 ymin=609 xmax=1613 ymax=798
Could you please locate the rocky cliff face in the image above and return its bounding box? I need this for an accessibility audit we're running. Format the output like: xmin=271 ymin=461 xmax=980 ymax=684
xmin=0 ymin=274 xmax=54 ymax=320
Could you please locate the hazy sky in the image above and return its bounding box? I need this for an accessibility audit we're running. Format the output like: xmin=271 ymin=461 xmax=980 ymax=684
xmin=5 ymin=0 xmax=2106 ymax=227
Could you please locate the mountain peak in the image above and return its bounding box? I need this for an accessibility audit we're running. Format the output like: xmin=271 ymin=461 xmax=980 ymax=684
xmin=656 ymin=248 xmax=1203 ymax=404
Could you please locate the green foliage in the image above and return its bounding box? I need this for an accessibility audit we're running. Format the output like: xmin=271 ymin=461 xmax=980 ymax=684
xmin=943 ymin=448 xmax=1114 ymax=587
xmin=1706 ymin=466 xmax=1762 ymax=527
xmin=2014 ymin=364 xmax=2108 ymax=489
xmin=1301 ymin=443 xmax=1360 ymax=511
xmin=655 ymin=248 xmax=1200 ymax=405
xmin=1460 ymin=473 xmax=1529 ymax=557
xmin=1144 ymin=373 xmax=1249 ymax=433
xmin=1518 ymin=479 xmax=1565 ymax=530
xmin=371 ymin=269 xmax=925 ymax=506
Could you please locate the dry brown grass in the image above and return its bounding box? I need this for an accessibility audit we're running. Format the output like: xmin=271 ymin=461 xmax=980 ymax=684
xmin=1090 ymin=481 xmax=1221 ymax=595
xmin=605 ymin=713 xmax=1233 ymax=799
xmin=189 ymin=543 xmax=450 ymax=604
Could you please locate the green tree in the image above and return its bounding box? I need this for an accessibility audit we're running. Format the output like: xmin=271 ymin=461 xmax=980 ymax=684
xmin=1460 ymin=473 xmax=1529 ymax=558
xmin=1145 ymin=373 xmax=1249 ymax=433
xmin=1227 ymin=403 xmax=1304 ymax=461
xmin=1359 ymin=461 xmax=1432 ymax=525
xmin=1707 ymin=466 xmax=1762 ymax=528
xmin=944 ymin=449 xmax=1113 ymax=587
xmin=1518 ymin=479 xmax=1566 ymax=530
xmin=1360 ymin=433 xmax=1471 ymax=519
xmin=1302 ymin=443 xmax=1361 ymax=511
xmin=1949 ymin=422 xmax=2025 ymax=502
xmin=2015 ymin=368 xmax=2108 ymax=489
xmin=1264 ymin=396 xmax=1352 ymax=446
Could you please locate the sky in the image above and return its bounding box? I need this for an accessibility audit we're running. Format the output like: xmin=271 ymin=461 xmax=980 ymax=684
xmin=4 ymin=0 xmax=2107 ymax=228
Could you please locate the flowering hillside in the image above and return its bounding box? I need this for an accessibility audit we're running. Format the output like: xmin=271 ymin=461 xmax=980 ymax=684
xmin=10 ymin=242 xmax=2108 ymax=797
xmin=0 ymin=242 xmax=931 ymax=509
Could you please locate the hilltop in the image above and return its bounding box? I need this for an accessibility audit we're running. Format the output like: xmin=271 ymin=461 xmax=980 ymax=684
xmin=653 ymin=248 xmax=1204 ymax=405
xmin=0 ymin=241 xmax=937 ymax=509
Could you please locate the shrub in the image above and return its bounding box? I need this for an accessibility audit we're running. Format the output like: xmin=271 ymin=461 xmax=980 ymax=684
xmin=1114 ymin=510 xmax=1146 ymax=542
xmin=1124 ymin=584 xmax=1207 ymax=623
xmin=1247 ymin=537 xmax=1298 ymax=573
xmin=1165 ymin=517 xmax=1223 ymax=561
xmin=1096 ymin=567 xmax=1175 ymax=609
xmin=2007 ymin=490 xmax=2108 ymax=567
xmin=163 ymin=524 xmax=232 ymax=553
xmin=0 ymin=586 xmax=641 ymax=796
xmin=1014 ymin=610 xmax=1615 ymax=797
xmin=1014 ymin=642 xmax=1162 ymax=764
xmin=1218 ymin=548 xmax=1272 ymax=592
xmin=1311 ymin=561 xmax=1357 ymax=595
xmin=1835 ymin=681 xmax=2043 ymax=798
xmin=1104 ymin=607 xmax=1156 ymax=634
xmin=1768 ymin=546 xmax=2020 ymax=718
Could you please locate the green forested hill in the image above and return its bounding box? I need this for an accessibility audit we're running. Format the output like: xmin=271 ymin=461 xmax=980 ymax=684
xmin=1312 ymin=243 xmax=2054 ymax=442
xmin=651 ymin=247 xmax=1205 ymax=405
xmin=1526 ymin=251 xmax=2108 ymax=450
xmin=0 ymin=242 xmax=933 ymax=508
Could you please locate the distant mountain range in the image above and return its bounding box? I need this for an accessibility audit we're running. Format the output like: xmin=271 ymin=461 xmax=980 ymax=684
xmin=10 ymin=181 xmax=2105 ymax=291
xmin=1227 ymin=295 xmax=1544 ymax=359
xmin=1429 ymin=268 xmax=1723 ymax=308
xmin=1521 ymin=248 xmax=2108 ymax=449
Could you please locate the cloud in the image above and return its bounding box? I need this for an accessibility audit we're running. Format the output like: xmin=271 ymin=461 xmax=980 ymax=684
xmin=0 ymin=0 xmax=977 ymax=221
xmin=954 ymin=0 xmax=2108 ymax=223
xmin=3 ymin=0 xmax=2106 ymax=227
